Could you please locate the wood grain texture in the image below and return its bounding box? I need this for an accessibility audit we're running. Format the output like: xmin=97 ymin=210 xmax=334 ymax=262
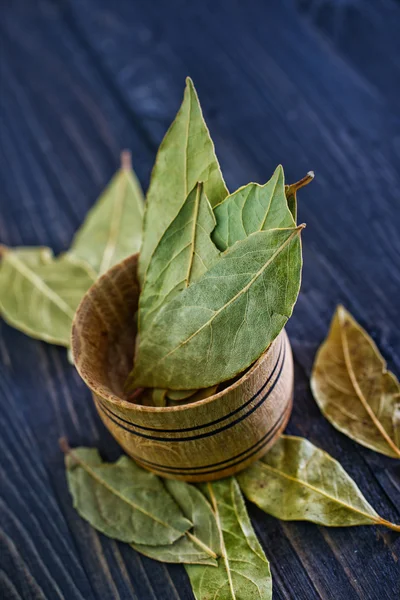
xmin=1 ymin=0 xmax=399 ymax=598
xmin=71 ymin=254 xmax=293 ymax=481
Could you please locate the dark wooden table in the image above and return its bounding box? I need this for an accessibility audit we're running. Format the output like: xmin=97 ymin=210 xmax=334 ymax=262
xmin=1 ymin=1 xmax=399 ymax=598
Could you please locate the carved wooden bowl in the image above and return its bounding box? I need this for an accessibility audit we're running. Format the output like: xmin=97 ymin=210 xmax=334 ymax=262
xmin=71 ymin=254 xmax=293 ymax=482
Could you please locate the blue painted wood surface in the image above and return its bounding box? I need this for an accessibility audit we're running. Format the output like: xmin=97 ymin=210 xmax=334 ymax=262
xmin=1 ymin=1 xmax=399 ymax=598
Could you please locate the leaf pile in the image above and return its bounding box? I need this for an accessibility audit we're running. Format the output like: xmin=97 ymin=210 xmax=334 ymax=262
xmin=127 ymin=77 xmax=310 ymax=398
xmin=63 ymin=436 xmax=399 ymax=600
xmin=3 ymin=77 xmax=400 ymax=600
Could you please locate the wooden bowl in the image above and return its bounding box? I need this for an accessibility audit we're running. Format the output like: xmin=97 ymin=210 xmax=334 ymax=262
xmin=71 ymin=254 xmax=293 ymax=482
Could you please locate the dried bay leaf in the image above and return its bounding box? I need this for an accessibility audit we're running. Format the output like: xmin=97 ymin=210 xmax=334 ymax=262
xmin=238 ymin=435 xmax=400 ymax=530
xmin=127 ymin=226 xmax=304 ymax=390
xmin=139 ymin=182 xmax=219 ymax=332
xmin=311 ymin=305 xmax=400 ymax=458
xmin=186 ymin=478 xmax=272 ymax=600
xmin=151 ymin=388 xmax=168 ymax=407
xmin=167 ymin=386 xmax=220 ymax=407
xmin=63 ymin=443 xmax=192 ymax=545
xmin=133 ymin=479 xmax=220 ymax=566
xmin=138 ymin=77 xmax=228 ymax=284
xmin=70 ymin=151 xmax=144 ymax=275
xmin=212 ymin=165 xmax=295 ymax=251
xmin=167 ymin=389 xmax=198 ymax=401
xmin=0 ymin=246 xmax=96 ymax=346
xmin=284 ymin=171 xmax=314 ymax=223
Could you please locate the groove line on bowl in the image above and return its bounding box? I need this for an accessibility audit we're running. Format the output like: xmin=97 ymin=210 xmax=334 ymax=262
xmin=95 ymin=340 xmax=286 ymax=442
xmin=119 ymin=400 xmax=291 ymax=476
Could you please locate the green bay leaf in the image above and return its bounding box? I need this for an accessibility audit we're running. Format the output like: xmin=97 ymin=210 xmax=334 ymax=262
xmin=127 ymin=226 xmax=304 ymax=390
xmin=186 ymin=478 xmax=272 ymax=600
xmin=238 ymin=435 xmax=400 ymax=530
xmin=63 ymin=444 xmax=191 ymax=545
xmin=311 ymin=305 xmax=400 ymax=458
xmin=139 ymin=182 xmax=219 ymax=332
xmin=70 ymin=151 xmax=144 ymax=275
xmin=167 ymin=389 xmax=198 ymax=401
xmin=133 ymin=479 xmax=220 ymax=566
xmin=138 ymin=77 xmax=228 ymax=284
xmin=0 ymin=246 xmax=96 ymax=346
xmin=212 ymin=165 xmax=294 ymax=251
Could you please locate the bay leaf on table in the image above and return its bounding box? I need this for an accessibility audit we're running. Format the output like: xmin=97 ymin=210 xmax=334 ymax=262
xmin=0 ymin=246 xmax=96 ymax=346
xmin=70 ymin=151 xmax=144 ymax=275
xmin=127 ymin=226 xmax=304 ymax=391
xmin=63 ymin=443 xmax=192 ymax=545
xmin=311 ymin=305 xmax=400 ymax=458
xmin=284 ymin=171 xmax=314 ymax=222
xmin=139 ymin=182 xmax=219 ymax=332
xmin=138 ymin=77 xmax=228 ymax=285
xmin=186 ymin=478 xmax=272 ymax=600
xmin=133 ymin=479 xmax=220 ymax=566
xmin=212 ymin=165 xmax=294 ymax=251
xmin=237 ymin=435 xmax=400 ymax=530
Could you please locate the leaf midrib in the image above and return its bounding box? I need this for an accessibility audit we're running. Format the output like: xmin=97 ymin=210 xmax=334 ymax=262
xmin=185 ymin=184 xmax=201 ymax=287
xmin=257 ymin=461 xmax=379 ymax=524
xmin=99 ymin=170 xmax=128 ymax=275
xmin=339 ymin=310 xmax=400 ymax=458
xmin=6 ymin=252 xmax=76 ymax=319
xmin=208 ymin=482 xmax=237 ymax=600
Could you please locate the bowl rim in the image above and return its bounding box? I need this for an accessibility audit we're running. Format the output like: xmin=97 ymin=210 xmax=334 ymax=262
xmin=71 ymin=253 xmax=282 ymax=414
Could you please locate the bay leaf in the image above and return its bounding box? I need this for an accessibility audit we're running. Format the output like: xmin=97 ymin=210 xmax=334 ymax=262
xmin=311 ymin=305 xmax=400 ymax=458
xmin=133 ymin=479 xmax=220 ymax=566
xmin=212 ymin=165 xmax=294 ymax=251
xmin=167 ymin=389 xmax=198 ymax=401
xmin=127 ymin=226 xmax=304 ymax=390
xmin=167 ymin=386 xmax=219 ymax=407
xmin=139 ymin=182 xmax=219 ymax=332
xmin=284 ymin=171 xmax=314 ymax=223
xmin=0 ymin=246 xmax=96 ymax=346
xmin=63 ymin=442 xmax=192 ymax=545
xmin=237 ymin=435 xmax=400 ymax=530
xmin=70 ymin=151 xmax=144 ymax=275
xmin=151 ymin=388 xmax=167 ymax=407
xmin=139 ymin=388 xmax=168 ymax=407
xmin=138 ymin=77 xmax=228 ymax=284
xmin=186 ymin=478 xmax=272 ymax=600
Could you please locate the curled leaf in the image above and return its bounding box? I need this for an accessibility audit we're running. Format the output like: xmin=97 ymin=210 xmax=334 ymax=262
xmin=0 ymin=246 xmax=96 ymax=346
xmin=139 ymin=77 xmax=228 ymax=284
xmin=127 ymin=226 xmax=304 ymax=390
xmin=238 ymin=435 xmax=400 ymax=530
xmin=212 ymin=165 xmax=294 ymax=251
xmin=311 ymin=305 xmax=400 ymax=458
xmin=70 ymin=151 xmax=144 ymax=275
xmin=63 ymin=443 xmax=191 ymax=545
xmin=186 ymin=478 xmax=272 ymax=600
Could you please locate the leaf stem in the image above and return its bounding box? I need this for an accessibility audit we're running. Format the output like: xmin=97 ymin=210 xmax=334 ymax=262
xmin=121 ymin=150 xmax=132 ymax=171
xmin=287 ymin=171 xmax=315 ymax=194
xmin=376 ymin=518 xmax=400 ymax=532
